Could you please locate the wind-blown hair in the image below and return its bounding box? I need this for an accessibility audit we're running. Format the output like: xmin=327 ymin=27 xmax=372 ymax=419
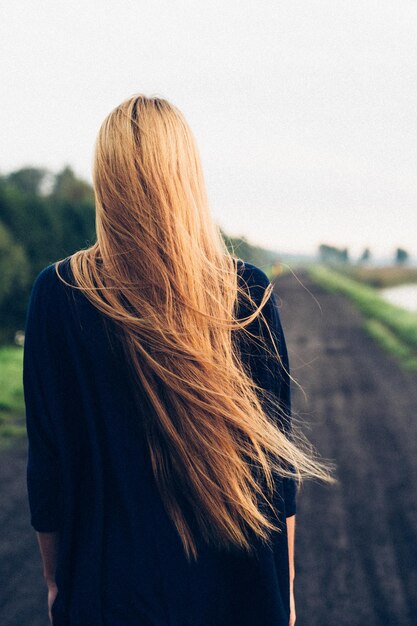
xmin=56 ymin=94 xmax=335 ymax=560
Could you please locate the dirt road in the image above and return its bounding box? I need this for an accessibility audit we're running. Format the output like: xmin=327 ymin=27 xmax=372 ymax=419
xmin=278 ymin=270 xmax=417 ymax=626
xmin=1 ymin=270 xmax=416 ymax=625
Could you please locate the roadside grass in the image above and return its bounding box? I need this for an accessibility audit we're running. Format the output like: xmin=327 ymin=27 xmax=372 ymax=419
xmin=308 ymin=265 xmax=417 ymax=372
xmin=0 ymin=346 xmax=26 ymax=449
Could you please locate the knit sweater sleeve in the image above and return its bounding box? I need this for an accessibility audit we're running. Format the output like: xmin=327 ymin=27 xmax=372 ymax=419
xmin=23 ymin=264 xmax=64 ymax=532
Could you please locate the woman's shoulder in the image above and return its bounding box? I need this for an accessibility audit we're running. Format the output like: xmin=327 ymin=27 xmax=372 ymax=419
xmin=30 ymin=256 xmax=73 ymax=297
xmin=32 ymin=256 xmax=273 ymax=311
xmin=235 ymin=259 xmax=272 ymax=299
xmin=27 ymin=257 xmax=77 ymax=326
xmin=35 ymin=256 xmax=270 ymax=288
xmin=234 ymin=259 xmax=280 ymax=337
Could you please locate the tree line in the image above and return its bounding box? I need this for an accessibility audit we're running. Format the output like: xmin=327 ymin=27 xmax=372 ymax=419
xmin=319 ymin=243 xmax=410 ymax=265
xmin=0 ymin=166 xmax=96 ymax=343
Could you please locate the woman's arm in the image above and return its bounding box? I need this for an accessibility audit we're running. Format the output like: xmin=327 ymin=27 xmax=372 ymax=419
xmin=287 ymin=514 xmax=296 ymax=625
xmin=36 ymin=530 xmax=60 ymax=585
xmin=36 ymin=531 xmax=60 ymax=624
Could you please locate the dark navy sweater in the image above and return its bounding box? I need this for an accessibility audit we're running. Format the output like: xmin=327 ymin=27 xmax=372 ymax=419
xmin=23 ymin=256 xmax=297 ymax=626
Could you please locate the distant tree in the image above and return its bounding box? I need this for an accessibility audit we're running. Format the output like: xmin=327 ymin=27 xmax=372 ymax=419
xmin=0 ymin=167 xmax=96 ymax=341
xmin=221 ymin=231 xmax=279 ymax=270
xmin=0 ymin=221 xmax=30 ymax=340
xmin=319 ymin=243 xmax=350 ymax=264
xmin=0 ymin=179 xmax=60 ymax=270
xmin=6 ymin=167 xmax=48 ymax=196
xmin=395 ymin=247 xmax=409 ymax=265
xmin=0 ymin=222 xmax=29 ymax=301
xmin=359 ymin=247 xmax=371 ymax=263
xmin=52 ymin=166 xmax=94 ymax=203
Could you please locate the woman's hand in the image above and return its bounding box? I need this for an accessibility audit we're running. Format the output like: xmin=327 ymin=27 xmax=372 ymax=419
xmin=35 ymin=531 xmax=60 ymax=624
xmin=289 ymin=580 xmax=296 ymax=625
xmin=47 ymin=581 xmax=58 ymax=624
xmin=286 ymin=515 xmax=296 ymax=625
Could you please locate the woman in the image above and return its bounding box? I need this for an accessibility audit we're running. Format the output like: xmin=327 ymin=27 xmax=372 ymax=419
xmin=23 ymin=94 xmax=335 ymax=626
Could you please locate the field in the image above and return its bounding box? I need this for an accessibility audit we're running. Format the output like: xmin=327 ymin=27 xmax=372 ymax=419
xmin=0 ymin=346 xmax=26 ymax=446
xmin=307 ymin=265 xmax=417 ymax=371
xmin=0 ymin=270 xmax=416 ymax=624
xmin=337 ymin=264 xmax=417 ymax=288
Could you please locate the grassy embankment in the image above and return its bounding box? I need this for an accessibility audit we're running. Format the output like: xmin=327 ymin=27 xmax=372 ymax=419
xmin=333 ymin=264 xmax=417 ymax=288
xmin=307 ymin=265 xmax=417 ymax=372
xmin=0 ymin=346 xmax=26 ymax=448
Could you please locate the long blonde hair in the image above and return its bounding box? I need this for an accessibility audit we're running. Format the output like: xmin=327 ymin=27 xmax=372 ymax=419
xmin=56 ymin=94 xmax=336 ymax=560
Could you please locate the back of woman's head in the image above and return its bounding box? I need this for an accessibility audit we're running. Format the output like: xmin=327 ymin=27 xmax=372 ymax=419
xmin=92 ymin=95 xmax=223 ymax=284
xmin=58 ymin=94 xmax=335 ymax=561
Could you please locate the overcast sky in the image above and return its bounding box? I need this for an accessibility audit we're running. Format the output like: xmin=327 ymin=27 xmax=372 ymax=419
xmin=1 ymin=0 xmax=416 ymax=258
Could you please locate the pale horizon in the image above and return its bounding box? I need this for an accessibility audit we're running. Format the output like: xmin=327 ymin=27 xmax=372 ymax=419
xmin=1 ymin=0 xmax=416 ymax=260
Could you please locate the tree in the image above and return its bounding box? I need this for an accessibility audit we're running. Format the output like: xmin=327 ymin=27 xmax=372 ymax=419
xmin=0 ymin=221 xmax=30 ymax=341
xmin=319 ymin=243 xmax=350 ymax=264
xmin=395 ymin=247 xmax=409 ymax=265
xmin=359 ymin=247 xmax=371 ymax=263
xmin=6 ymin=167 xmax=48 ymax=196
xmin=52 ymin=166 xmax=94 ymax=203
xmin=0 ymin=167 xmax=96 ymax=342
